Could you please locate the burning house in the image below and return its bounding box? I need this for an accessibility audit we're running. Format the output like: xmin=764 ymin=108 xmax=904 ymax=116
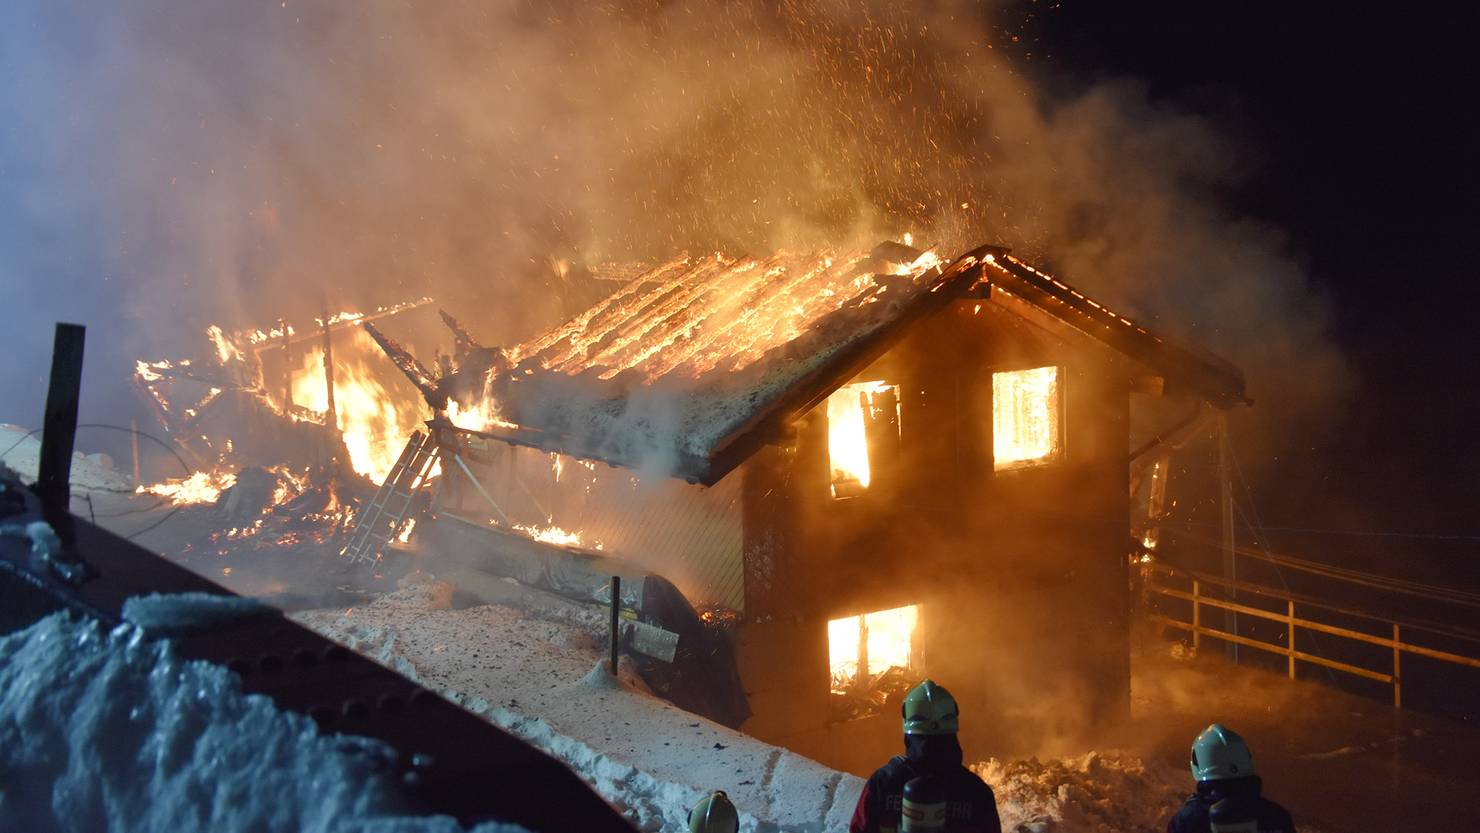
xmin=353 ymin=241 xmax=1246 ymax=775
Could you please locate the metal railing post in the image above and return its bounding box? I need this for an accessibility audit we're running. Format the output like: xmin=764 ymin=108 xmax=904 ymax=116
xmin=1192 ymin=579 xmax=1201 ymax=653
xmin=1287 ymin=600 xmax=1297 ymax=680
xmin=1392 ymin=623 xmax=1402 ymax=709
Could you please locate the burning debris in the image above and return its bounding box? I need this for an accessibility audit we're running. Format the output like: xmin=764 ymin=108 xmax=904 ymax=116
xmin=127 ymin=300 xmax=438 ymax=589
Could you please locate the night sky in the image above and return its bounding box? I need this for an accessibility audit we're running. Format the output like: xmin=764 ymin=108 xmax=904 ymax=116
xmin=1013 ymin=2 xmax=1480 ymax=587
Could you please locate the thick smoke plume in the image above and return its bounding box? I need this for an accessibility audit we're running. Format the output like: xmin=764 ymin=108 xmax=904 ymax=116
xmin=0 ymin=0 xmax=1356 ymax=761
xmin=3 ymin=1 xmax=1344 ymax=449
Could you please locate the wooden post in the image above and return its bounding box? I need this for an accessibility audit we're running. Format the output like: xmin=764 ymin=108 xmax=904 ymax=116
xmin=1217 ymin=415 xmax=1238 ymax=664
xmin=1192 ymin=579 xmax=1201 ymax=653
xmin=320 ymin=305 xmax=337 ymax=430
xmin=279 ymin=319 xmax=294 ymax=409
xmin=1287 ymin=600 xmax=1297 ymax=680
xmin=1392 ymin=623 xmax=1402 ymax=709
xmin=608 ymin=576 xmax=621 ymax=676
xmin=37 ymin=323 xmax=86 ymax=528
xmin=130 ymin=418 xmax=142 ymax=487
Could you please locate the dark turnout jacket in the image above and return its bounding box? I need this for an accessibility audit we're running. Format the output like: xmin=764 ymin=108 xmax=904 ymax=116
xmin=1167 ymin=777 xmax=1297 ymax=833
xmin=849 ymin=735 xmax=1002 ymax=833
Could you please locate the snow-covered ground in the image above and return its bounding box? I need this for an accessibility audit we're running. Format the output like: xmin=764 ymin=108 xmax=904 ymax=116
xmin=0 ymin=612 xmax=530 ymax=833
xmin=0 ymin=423 xmax=134 ymax=496
xmin=293 ymin=579 xmax=1224 ymax=833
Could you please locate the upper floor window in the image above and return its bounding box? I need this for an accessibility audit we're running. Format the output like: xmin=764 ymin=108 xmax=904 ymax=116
xmin=993 ymin=366 xmax=1062 ymax=470
xmin=826 ymin=380 xmax=900 ymax=498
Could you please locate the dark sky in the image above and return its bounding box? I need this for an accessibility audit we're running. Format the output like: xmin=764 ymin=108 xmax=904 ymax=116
xmin=1018 ymin=2 xmax=1480 ymax=555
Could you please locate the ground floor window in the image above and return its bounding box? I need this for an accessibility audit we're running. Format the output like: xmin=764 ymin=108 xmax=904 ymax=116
xmin=828 ymin=604 xmax=920 ymax=719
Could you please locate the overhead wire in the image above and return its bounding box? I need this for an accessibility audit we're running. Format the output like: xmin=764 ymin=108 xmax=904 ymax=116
xmin=1 ymin=422 xmax=201 ymax=540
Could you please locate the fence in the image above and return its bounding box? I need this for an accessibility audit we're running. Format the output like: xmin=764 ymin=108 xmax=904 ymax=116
xmin=1141 ymin=562 xmax=1480 ymax=708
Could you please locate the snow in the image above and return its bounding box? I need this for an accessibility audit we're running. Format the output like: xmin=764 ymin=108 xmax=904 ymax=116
xmin=0 ymin=612 xmax=530 ymax=833
xmin=121 ymin=592 xmax=272 ymax=636
xmin=975 ymin=753 xmax=1187 ymax=833
xmin=294 ymin=582 xmax=862 ymax=833
xmin=0 ymin=424 xmax=135 ymax=495
xmin=293 ymin=580 xmax=1267 ymax=833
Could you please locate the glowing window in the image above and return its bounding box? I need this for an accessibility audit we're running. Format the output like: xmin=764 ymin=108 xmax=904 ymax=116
xmin=828 ymin=604 xmax=919 ymax=695
xmin=992 ymin=366 xmax=1062 ymax=470
xmin=826 ymin=381 xmax=901 ymax=498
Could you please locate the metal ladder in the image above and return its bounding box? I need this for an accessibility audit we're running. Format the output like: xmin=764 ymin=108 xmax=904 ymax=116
xmin=343 ymin=430 xmax=439 ymax=564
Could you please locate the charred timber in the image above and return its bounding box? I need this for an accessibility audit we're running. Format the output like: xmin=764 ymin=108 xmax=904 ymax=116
xmin=438 ymin=309 xmax=481 ymax=357
xmin=361 ymin=321 xmax=446 ymax=410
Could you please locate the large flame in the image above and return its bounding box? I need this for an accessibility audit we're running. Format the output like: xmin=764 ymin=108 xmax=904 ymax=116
xmin=992 ymin=366 xmax=1061 ymax=469
xmin=828 ymin=604 xmax=919 ymax=695
xmin=290 ymin=328 xmax=425 ymax=482
xmin=826 ymin=380 xmax=898 ymax=497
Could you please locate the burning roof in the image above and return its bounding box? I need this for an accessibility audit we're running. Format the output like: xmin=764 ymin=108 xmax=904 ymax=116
xmin=440 ymin=243 xmax=996 ymax=483
xmin=424 ymin=241 xmax=1245 ymax=485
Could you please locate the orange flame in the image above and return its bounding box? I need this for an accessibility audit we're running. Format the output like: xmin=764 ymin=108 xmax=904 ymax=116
xmin=290 ymin=328 xmax=426 ymax=482
xmin=826 ymin=381 xmax=898 ymax=497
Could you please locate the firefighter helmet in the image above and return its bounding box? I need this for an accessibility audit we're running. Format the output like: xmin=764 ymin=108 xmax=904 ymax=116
xmin=1190 ymin=723 xmax=1256 ymax=782
xmin=902 ymin=679 xmax=959 ymax=736
xmin=688 ymin=790 xmax=739 ymax=833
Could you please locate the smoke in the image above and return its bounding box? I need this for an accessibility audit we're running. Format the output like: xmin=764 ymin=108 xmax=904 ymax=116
xmin=0 ymin=0 xmax=1345 ymax=469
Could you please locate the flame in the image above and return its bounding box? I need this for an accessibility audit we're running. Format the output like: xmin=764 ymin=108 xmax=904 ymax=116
xmin=138 ymin=469 xmax=238 ymax=504
xmin=513 ymin=522 xmax=594 ymax=549
xmin=447 ymin=396 xmax=517 ymax=432
xmin=504 ymin=249 xmax=944 ymax=385
xmin=992 ymin=366 xmax=1061 ymax=469
xmin=206 ymin=325 xmax=245 ymax=365
xmin=396 ymin=517 xmax=417 ymax=544
xmin=828 ymin=604 xmax=919 ymax=694
xmin=826 ymin=380 xmax=898 ymax=497
xmin=289 ymin=328 xmax=425 ymax=482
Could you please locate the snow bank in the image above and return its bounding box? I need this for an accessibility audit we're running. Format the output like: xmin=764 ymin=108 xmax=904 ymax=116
xmin=300 ymin=583 xmax=1309 ymax=833
xmin=973 ymin=752 xmax=1186 ymax=833
xmin=0 ymin=612 xmax=529 ymax=833
xmin=295 ymin=584 xmax=862 ymax=833
xmin=0 ymin=424 xmax=134 ymax=494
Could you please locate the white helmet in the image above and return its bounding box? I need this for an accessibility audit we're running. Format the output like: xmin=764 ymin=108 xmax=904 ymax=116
xmin=1190 ymin=723 xmax=1256 ymax=782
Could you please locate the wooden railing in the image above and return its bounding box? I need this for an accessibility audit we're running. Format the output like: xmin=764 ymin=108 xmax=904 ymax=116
xmin=1141 ymin=562 xmax=1480 ymax=708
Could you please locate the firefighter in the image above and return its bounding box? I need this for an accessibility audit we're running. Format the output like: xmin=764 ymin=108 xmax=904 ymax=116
xmin=849 ymin=679 xmax=1002 ymax=833
xmin=1165 ymin=724 xmax=1297 ymax=833
xmin=688 ymin=790 xmax=739 ymax=833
